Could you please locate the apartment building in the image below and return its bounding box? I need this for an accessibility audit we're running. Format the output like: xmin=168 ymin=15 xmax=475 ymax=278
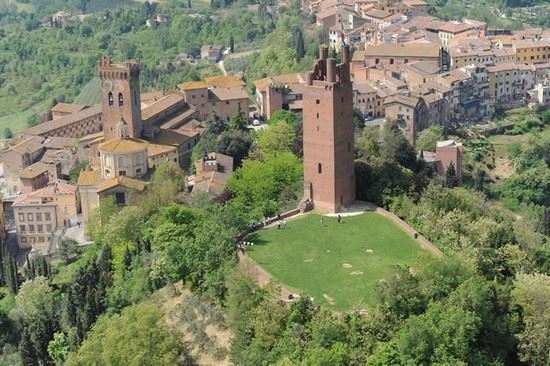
xmin=13 ymin=180 xmax=79 ymax=254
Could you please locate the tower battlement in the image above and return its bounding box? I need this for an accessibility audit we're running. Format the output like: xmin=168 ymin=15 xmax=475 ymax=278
xmin=305 ymin=45 xmax=351 ymax=87
xmin=97 ymin=56 xmax=140 ymax=80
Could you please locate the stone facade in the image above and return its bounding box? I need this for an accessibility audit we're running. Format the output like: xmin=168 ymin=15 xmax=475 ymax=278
xmin=302 ymin=45 xmax=355 ymax=213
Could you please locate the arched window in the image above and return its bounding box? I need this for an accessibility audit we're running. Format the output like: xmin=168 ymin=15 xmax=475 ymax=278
xmin=318 ymin=163 xmax=322 ymax=174
xmin=118 ymin=93 xmax=124 ymax=106
xmin=108 ymin=92 xmax=113 ymax=106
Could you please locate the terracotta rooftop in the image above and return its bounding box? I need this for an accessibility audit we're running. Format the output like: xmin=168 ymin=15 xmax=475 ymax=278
xmin=43 ymin=137 xmax=77 ymax=150
xmin=99 ymin=137 xmax=148 ymax=154
xmin=51 ymin=102 xmax=87 ymax=114
xmin=141 ymin=93 xmax=186 ymax=121
xmin=4 ymin=135 xmax=45 ymax=155
xmin=148 ymin=143 xmax=177 ymax=157
xmin=151 ymin=128 xmax=195 ymax=146
xmin=364 ymin=43 xmax=440 ymax=58
xmin=177 ymin=81 xmax=209 ymax=90
xmin=384 ymin=94 xmax=421 ymax=108
xmin=24 ymin=105 xmax=102 ymax=136
xmin=13 ymin=180 xmax=77 ymax=206
xmin=204 ymin=75 xmax=246 ymax=88
xmin=77 ymin=170 xmax=101 ymax=186
xmin=19 ymin=162 xmax=50 ymax=179
xmin=209 ymin=87 xmax=248 ymax=101
xmin=96 ymin=176 xmax=146 ymax=193
xmin=403 ymin=0 xmax=427 ymax=5
xmin=512 ymin=40 xmax=550 ymax=49
xmin=254 ymin=73 xmax=305 ymax=93
xmin=438 ymin=21 xmax=478 ymax=34
xmin=365 ymin=9 xmax=391 ymax=19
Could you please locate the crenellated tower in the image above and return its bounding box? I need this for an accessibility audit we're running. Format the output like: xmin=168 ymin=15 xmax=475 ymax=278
xmin=302 ymin=45 xmax=355 ymax=213
xmin=98 ymin=56 xmax=142 ymax=139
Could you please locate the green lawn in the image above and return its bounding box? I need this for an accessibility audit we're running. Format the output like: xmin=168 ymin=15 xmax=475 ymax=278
xmin=247 ymin=212 xmax=433 ymax=310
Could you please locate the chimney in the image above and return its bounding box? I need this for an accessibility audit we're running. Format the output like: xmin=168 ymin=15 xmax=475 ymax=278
xmin=327 ymin=58 xmax=336 ymax=83
xmin=342 ymin=45 xmax=350 ymax=65
xmin=319 ymin=45 xmax=329 ymax=60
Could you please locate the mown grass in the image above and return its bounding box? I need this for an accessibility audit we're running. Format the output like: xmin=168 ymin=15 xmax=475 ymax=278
xmin=247 ymin=212 xmax=433 ymax=310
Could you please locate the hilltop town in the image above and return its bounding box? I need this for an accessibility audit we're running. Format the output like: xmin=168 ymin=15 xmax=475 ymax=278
xmin=0 ymin=0 xmax=549 ymax=365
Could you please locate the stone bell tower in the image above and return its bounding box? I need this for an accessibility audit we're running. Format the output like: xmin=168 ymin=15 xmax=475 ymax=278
xmin=302 ymin=45 xmax=355 ymax=213
xmin=98 ymin=56 xmax=142 ymax=139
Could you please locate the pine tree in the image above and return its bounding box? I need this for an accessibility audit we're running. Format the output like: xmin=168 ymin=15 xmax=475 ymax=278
xmin=445 ymin=162 xmax=459 ymax=188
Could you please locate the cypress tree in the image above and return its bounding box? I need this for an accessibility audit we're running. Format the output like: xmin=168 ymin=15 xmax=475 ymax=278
xmin=543 ymin=206 xmax=550 ymax=236
xmin=295 ymin=29 xmax=305 ymax=61
xmin=445 ymin=162 xmax=458 ymax=188
xmin=229 ymin=35 xmax=235 ymax=53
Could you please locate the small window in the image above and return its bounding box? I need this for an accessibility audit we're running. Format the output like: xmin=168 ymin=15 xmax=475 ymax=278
xmin=119 ymin=170 xmax=126 ymax=176
xmin=37 ymin=224 xmax=43 ymax=233
xmin=46 ymin=224 xmax=52 ymax=231
xmin=115 ymin=192 xmax=126 ymax=205
xmin=45 ymin=212 xmax=51 ymax=221
xmin=36 ymin=213 xmax=42 ymax=221
xmin=318 ymin=163 xmax=322 ymax=174
xmin=20 ymin=225 xmax=26 ymax=233
xmin=18 ymin=213 xmax=25 ymax=222
xmin=136 ymin=168 xmax=142 ymax=174
xmin=316 ymin=99 xmax=320 ymax=104
xmin=118 ymin=93 xmax=124 ymax=106
xmin=108 ymin=92 xmax=113 ymax=106
xmin=28 ymin=225 xmax=35 ymax=233
xmin=316 ymin=113 xmax=319 ymax=119
xmin=27 ymin=213 xmax=33 ymax=221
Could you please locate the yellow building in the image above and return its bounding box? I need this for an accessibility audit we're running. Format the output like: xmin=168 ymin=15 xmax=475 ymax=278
xmin=513 ymin=40 xmax=550 ymax=64
xmin=13 ymin=180 xmax=79 ymax=254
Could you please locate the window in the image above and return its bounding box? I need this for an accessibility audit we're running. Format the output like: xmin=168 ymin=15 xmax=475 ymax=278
xmin=45 ymin=212 xmax=51 ymax=221
xmin=27 ymin=213 xmax=33 ymax=221
xmin=389 ymin=58 xmax=394 ymax=65
xmin=18 ymin=213 xmax=25 ymax=222
xmin=316 ymin=99 xmax=320 ymax=104
xmin=46 ymin=224 xmax=52 ymax=232
xmin=37 ymin=225 xmax=43 ymax=233
xmin=119 ymin=170 xmax=126 ymax=176
xmin=136 ymin=168 xmax=142 ymax=174
xmin=225 ymin=101 xmax=229 ymax=105
xmin=36 ymin=213 xmax=42 ymax=221
xmin=28 ymin=225 xmax=35 ymax=233
xmin=375 ymin=58 xmax=379 ymax=64
xmin=118 ymin=93 xmax=124 ymax=106
xmin=20 ymin=225 xmax=26 ymax=233
xmin=318 ymin=163 xmax=322 ymax=174
xmin=316 ymin=113 xmax=319 ymax=119
xmin=115 ymin=192 xmax=126 ymax=205
xmin=108 ymin=92 xmax=113 ymax=106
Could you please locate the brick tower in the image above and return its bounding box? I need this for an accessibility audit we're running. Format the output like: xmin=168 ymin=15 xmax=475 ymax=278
xmin=98 ymin=56 xmax=142 ymax=139
xmin=302 ymin=45 xmax=355 ymax=213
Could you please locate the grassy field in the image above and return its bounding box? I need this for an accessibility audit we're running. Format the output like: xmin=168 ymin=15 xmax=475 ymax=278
xmin=247 ymin=212 xmax=433 ymax=310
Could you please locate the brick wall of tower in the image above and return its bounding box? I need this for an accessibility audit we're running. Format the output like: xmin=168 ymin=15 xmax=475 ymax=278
xmin=302 ymin=45 xmax=355 ymax=213
xmin=98 ymin=56 xmax=142 ymax=139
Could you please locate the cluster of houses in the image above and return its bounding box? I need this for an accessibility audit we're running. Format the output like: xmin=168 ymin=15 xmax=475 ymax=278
xmin=253 ymin=0 xmax=550 ymax=143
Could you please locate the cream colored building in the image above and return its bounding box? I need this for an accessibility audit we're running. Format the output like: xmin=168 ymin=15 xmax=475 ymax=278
xmin=99 ymin=138 xmax=149 ymax=179
xmin=13 ymin=180 xmax=79 ymax=254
